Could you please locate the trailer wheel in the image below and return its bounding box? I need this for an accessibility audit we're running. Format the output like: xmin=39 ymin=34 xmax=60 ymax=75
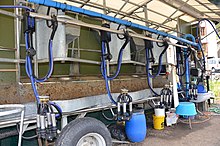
xmin=56 ymin=117 xmax=112 ymax=146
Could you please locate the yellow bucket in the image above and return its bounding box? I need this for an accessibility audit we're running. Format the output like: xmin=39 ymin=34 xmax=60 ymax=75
xmin=153 ymin=115 xmax=165 ymax=130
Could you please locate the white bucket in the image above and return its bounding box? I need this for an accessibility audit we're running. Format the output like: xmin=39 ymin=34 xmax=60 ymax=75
xmin=154 ymin=108 xmax=165 ymax=116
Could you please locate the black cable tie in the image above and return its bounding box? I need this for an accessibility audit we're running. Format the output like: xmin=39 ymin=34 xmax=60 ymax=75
xmin=101 ymin=23 xmax=111 ymax=42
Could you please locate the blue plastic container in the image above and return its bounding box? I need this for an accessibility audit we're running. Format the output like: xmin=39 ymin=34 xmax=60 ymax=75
xmin=125 ymin=109 xmax=146 ymax=142
xmin=197 ymin=84 xmax=206 ymax=93
xmin=176 ymin=102 xmax=197 ymax=116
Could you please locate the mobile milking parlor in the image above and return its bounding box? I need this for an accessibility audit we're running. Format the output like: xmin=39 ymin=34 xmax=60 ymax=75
xmin=0 ymin=0 xmax=218 ymax=146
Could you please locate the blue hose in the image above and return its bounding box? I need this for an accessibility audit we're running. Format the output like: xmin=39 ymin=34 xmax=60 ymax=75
xmin=101 ymin=42 xmax=117 ymax=104
xmin=25 ymin=32 xmax=40 ymax=103
xmin=100 ymin=48 xmax=123 ymax=81
xmin=145 ymin=47 xmax=160 ymax=96
xmin=49 ymin=101 xmax=62 ymax=119
xmin=147 ymin=46 xmax=168 ymax=78
xmin=100 ymin=38 xmax=129 ymax=80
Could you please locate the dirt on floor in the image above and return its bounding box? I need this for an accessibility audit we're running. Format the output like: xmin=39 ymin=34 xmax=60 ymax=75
xmin=0 ymin=75 xmax=169 ymax=104
xmin=116 ymin=109 xmax=220 ymax=146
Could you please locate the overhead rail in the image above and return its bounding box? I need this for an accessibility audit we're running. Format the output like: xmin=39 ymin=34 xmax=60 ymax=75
xmin=29 ymin=12 xmax=190 ymax=50
xmin=27 ymin=0 xmax=199 ymax=48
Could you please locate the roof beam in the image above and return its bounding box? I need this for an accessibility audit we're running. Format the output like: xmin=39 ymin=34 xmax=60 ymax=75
xmin=155 ymin=0 xmax=190 ymax=30
xmin=122 ymin=0 xmax=176 ymax=22
xmin=68 ymin=0 xmax=177 ymax=30
xmin=80 ymin=0 xmax=90 ymax=8
xmin=158 ymin=0 xmax=204 ymax=19
xmin=195 ymin=0 xmax=220 ymax=18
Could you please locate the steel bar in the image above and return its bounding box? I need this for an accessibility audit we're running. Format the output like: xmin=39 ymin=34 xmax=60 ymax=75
xmin=68 ymin=48 xmax=101 ymax=53
xmin=15 ymin=2 xmax=22 ymax=84
xmin=0 ymin=69 xmax=18 ymax=72
xmin=0 ymin=9 xmax=23 ymax=18
xmin=0 ymin=58 xmax=25 ymax=63
xmin=0 ymin=46 xmax=17 ymax=51
xmin=36 ymin=57 xmax=101 ymax=65
xmin=29 ymin=12 xmax=189 ymax=49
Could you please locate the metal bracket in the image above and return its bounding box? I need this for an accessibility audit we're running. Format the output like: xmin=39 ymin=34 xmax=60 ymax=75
xmin=76 ymin=112 xmax=87 ymax=119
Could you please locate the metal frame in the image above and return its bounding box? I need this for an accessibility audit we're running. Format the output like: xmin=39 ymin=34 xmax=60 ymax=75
xmin=0 ymin=88 xmax=161 ymax=129
xmin=63 ymin=0 xmax=220 ymax=31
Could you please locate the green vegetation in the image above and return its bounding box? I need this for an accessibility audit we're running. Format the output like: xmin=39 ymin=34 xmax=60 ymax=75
xmin=210 ymin=81 xmax=220 ymax=97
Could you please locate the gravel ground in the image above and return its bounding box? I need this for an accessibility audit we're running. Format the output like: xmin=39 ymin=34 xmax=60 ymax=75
xmin=115 ymin=110 xmax=220 ymax=146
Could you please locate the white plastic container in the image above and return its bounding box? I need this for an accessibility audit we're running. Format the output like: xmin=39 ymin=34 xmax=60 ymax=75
xmin=166 ymin=111 xmax=178 ymax=126
xmin=154 ymin=108 xmax=165 ymax=116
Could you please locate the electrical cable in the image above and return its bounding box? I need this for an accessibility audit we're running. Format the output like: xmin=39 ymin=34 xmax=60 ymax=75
xmin=16 ymin=124 xmax=38 ymax=140
xmin=178 ymin=114 xmax=211 ymax=124
xmin=195 ymin=18 xmax=220 ymax=72
xmin=102 ymin=109 xmax=115 ymax=121
xmin=156 ymin=35 xmax=165 ymax=47
xmin=116 ymin=24 xmax=125 ymax=40
xmin=48 ymin=101 xmax=62 ymax=119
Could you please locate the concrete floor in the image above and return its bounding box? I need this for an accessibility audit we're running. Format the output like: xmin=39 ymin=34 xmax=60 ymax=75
xmin=117 ymin=113 xmax=220 ymax=146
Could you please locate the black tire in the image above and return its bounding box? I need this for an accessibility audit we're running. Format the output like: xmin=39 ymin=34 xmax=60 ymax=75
xmin=55 ymin=117 xmax=112 ymax=146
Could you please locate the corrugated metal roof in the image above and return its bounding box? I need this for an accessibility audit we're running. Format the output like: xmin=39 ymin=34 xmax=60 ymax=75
xmin=53 ymin=0 xmax=220 ymax=32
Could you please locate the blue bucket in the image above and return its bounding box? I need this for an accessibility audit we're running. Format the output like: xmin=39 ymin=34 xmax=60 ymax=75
xmin=125 ymin=109 xmax=146 ymax=142
xmin=176 ymin=102 xmax=197 ymax=116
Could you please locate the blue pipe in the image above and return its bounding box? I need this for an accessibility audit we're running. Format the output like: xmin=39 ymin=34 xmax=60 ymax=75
xmin=28 ymin=0 xmax=199 ymax=47
xmin=183 ymin=34 xmax=195 ymax=99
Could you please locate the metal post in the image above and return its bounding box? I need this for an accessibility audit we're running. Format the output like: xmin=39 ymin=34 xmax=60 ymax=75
xmin=18 ymin=109 xmax=24 ymax=146
xmin=14 ymin=0 xmax=21 ymax=83
xmin=206 ymin=76 xmax=211 ymax=106
xmin=102 ymin=0 xmax=111 ymax=90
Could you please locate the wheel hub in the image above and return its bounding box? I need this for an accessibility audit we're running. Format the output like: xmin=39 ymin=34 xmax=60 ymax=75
xmin=76 ymin=133 xmax=106 ymax=146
